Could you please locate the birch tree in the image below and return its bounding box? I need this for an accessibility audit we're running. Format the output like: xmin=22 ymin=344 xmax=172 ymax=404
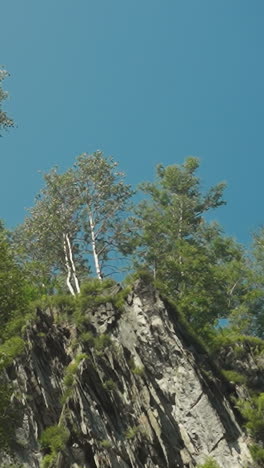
xmin=14 ymin=171 xmax=85 ymax=296
xmin=15 ymin=152 xmax=133 ymax=290
xmin=73 ymin=151 xmax=134 ymax=279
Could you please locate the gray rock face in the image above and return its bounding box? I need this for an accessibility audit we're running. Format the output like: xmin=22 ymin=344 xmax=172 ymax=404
xmin=1 ymin=280 xmax=252 ymax=467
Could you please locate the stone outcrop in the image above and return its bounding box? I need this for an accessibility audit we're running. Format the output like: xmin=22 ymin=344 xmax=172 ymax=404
xmin=1 ymin=280 xmax=253 ymax=467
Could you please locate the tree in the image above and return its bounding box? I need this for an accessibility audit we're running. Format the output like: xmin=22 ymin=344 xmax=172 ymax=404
xmin=0 ymin=222 xmax=29 ymax=332
xmin=14 ymin=170 xmax=86 ymax=296
xmin=128 ymin=158 xmax=253 ymax=332
xmin=131 ymin=157 xmax=226 ymax=277
xmin=73 ymin=151 xmax=134 ymax=279
xmin=15 ymin=152 xmax=133 ymax=293
xmin=244 ymin=227 xmax=264 ymax=338
xmin=0 ymin=68 xmax=14 ymax=136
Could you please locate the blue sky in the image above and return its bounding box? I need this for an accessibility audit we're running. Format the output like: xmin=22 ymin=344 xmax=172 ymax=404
xmin=1 ymin=0 xmax=264 ymax=245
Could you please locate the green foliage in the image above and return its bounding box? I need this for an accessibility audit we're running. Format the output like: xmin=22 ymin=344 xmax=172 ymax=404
xmin=158 ymin=294 xmax=210 ymax=354
xmin=80 ymin=278 xmax=116 ymax=294
xmin=77 ymin=278 xmax=130 ymax=314
xmin=237 ymin=393 xmax=264 ymax=440
xmin=132 ymin=366 xmax=145 ymax=376
xmin=249 ymin=443 xmax=264 ymax=465
xmin=63 ymin=354 xmax=87 ymax=391
xmin=94 ymin=334 xmax=112 ymax=352
xmin=0 ymin=380 xmax=19 ymax=450
xmin=61 ymin=353 xmax=87 ymax=404
xmin=126 ymin=159 xmax=256 ymax=334
xmin=197 ymin=458 xmax=221 ymax=468
xmin=41 ymin=453 xmax=56 ymax=468
xmin=13 ymin=171 xmax=88 ymax=296
xmin=124 ymin=268 xmax=155 ymax=286
xmin=247 ymin=227 xmax=264 ymax=339
xmin=221 ymin=369 xmax=246 ymax=385
xmin=73 ymin=278 xmax=122 ymax=328
xmin=103 ymin=379 xmax=116 ymax=391
xmin=210 ymin=328 xmax=264 ymax=357
xmin=14 ymin=152 xmax=133 ymax=289
xmin=76 ymin=330 xmax=112 ymax=353
xmin=110 ymin=286 xmax=131 ymax=312
xmin=40 ymin=424 xmax=70 ymax=466
xmin=124 ymin=426 xmax=140 ymax=440
xmin=77 ymin=278 xmax=115 ymax=313
xmin=100 ymin=439 xmax=112 ymax=449
xmin=3 ymin=311 xmax=35 ymax=340
xmin=73 ymin=151 xmax=134 ymax=279
xmin=128 ymin=358 xmax=145 ymax=376
xmin=46 ymin=294 xmax=76 ymax=313
xmin=37 ymin=332 xmax=47 ymax=338
xmin=0 ymin=225 xmax=32 ymax=332
xmin=0 ymin=336 xmax=25 ymax=371
xmin=80 ymin=331 xmax=95 ymax=345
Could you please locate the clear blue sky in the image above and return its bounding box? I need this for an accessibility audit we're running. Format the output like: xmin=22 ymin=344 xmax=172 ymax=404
xmin=1 ymin=0 xmax=264 ymax=245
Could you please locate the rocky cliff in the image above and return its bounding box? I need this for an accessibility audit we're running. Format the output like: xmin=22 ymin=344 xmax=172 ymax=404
xmin=0 ymin=280 xmax=253 ymax=467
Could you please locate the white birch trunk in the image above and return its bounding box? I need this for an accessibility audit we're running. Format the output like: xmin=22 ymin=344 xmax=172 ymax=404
xmin=65 ymin=233 xmax=80 ymax=294
xmin=89 ymin=212 xmax=102 ymax=280
xmin=63 ymin=234 xmax=76 ymax=296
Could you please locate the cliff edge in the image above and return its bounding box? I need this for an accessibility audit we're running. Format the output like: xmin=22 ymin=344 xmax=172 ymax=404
xmin=0 ymin=280 xmax=252 ymax=467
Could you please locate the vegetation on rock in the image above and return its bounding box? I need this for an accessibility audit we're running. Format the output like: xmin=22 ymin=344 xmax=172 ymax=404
xmin=2 ymin=150 xmax=264 ymax=466
xmin=197 ymin=458 xmax=221 ymax=468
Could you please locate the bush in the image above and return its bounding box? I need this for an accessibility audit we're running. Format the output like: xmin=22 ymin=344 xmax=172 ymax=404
xmin=124 ymin=269 xmax=154 ymax=286
xmin=94 ymin=334 xmax=112 ymax=352
xmin=100 ymin=439 xmax=112 ymax=449
xmin=221 ymin=369 xmax=246 ymax=385
xmin=0 ymin=381 xmax=20 ymax=450
xmin=0 ymin=336 xmax=25 ymax=371
xmin=3 ymin=311 xmax=35 ymax=340
xmin=41 ymin=452 xmax=56 ymax=468
xmin=63 ymin=354 xmax=87 ymax=387
xmin=77 ymin=278 xmax=116 ymax=312
xmin=74 ymin=279 xmax=129 ymax=327
xmin=249 ymin=443 xmax=264 ymax=464
xmin=128 ymin=358 xmax=144 ymax=376
xmin=0 ymin=228 xmax=32 ymax=332
xmin=125 ymin=426 xmax=140 ymax=440
xmin=40 ymin=424 xmax=70 ymax=453
xmin=103 ymin=379 xmax=116 ymax=391
xmin=197 ymin=457 xmax=221 ymax=468
xmin=237 ymin=393 xmax=264 ymax=440
xmin=80 ymin=331 xmax=95 ymax=345
xmin=132 ymin=366 xmax=145 ymax=376
xmin=62 ymin=354 xmax=87 ymax=403
xmin=110 ymin=286 xmax=131 ymax=312
xmin=210 ymin=329 xmax=264 ymax=356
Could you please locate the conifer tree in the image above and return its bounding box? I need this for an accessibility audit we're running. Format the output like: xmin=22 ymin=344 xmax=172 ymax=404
xmin=129 ymin=158 xmax=253 ymax=332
